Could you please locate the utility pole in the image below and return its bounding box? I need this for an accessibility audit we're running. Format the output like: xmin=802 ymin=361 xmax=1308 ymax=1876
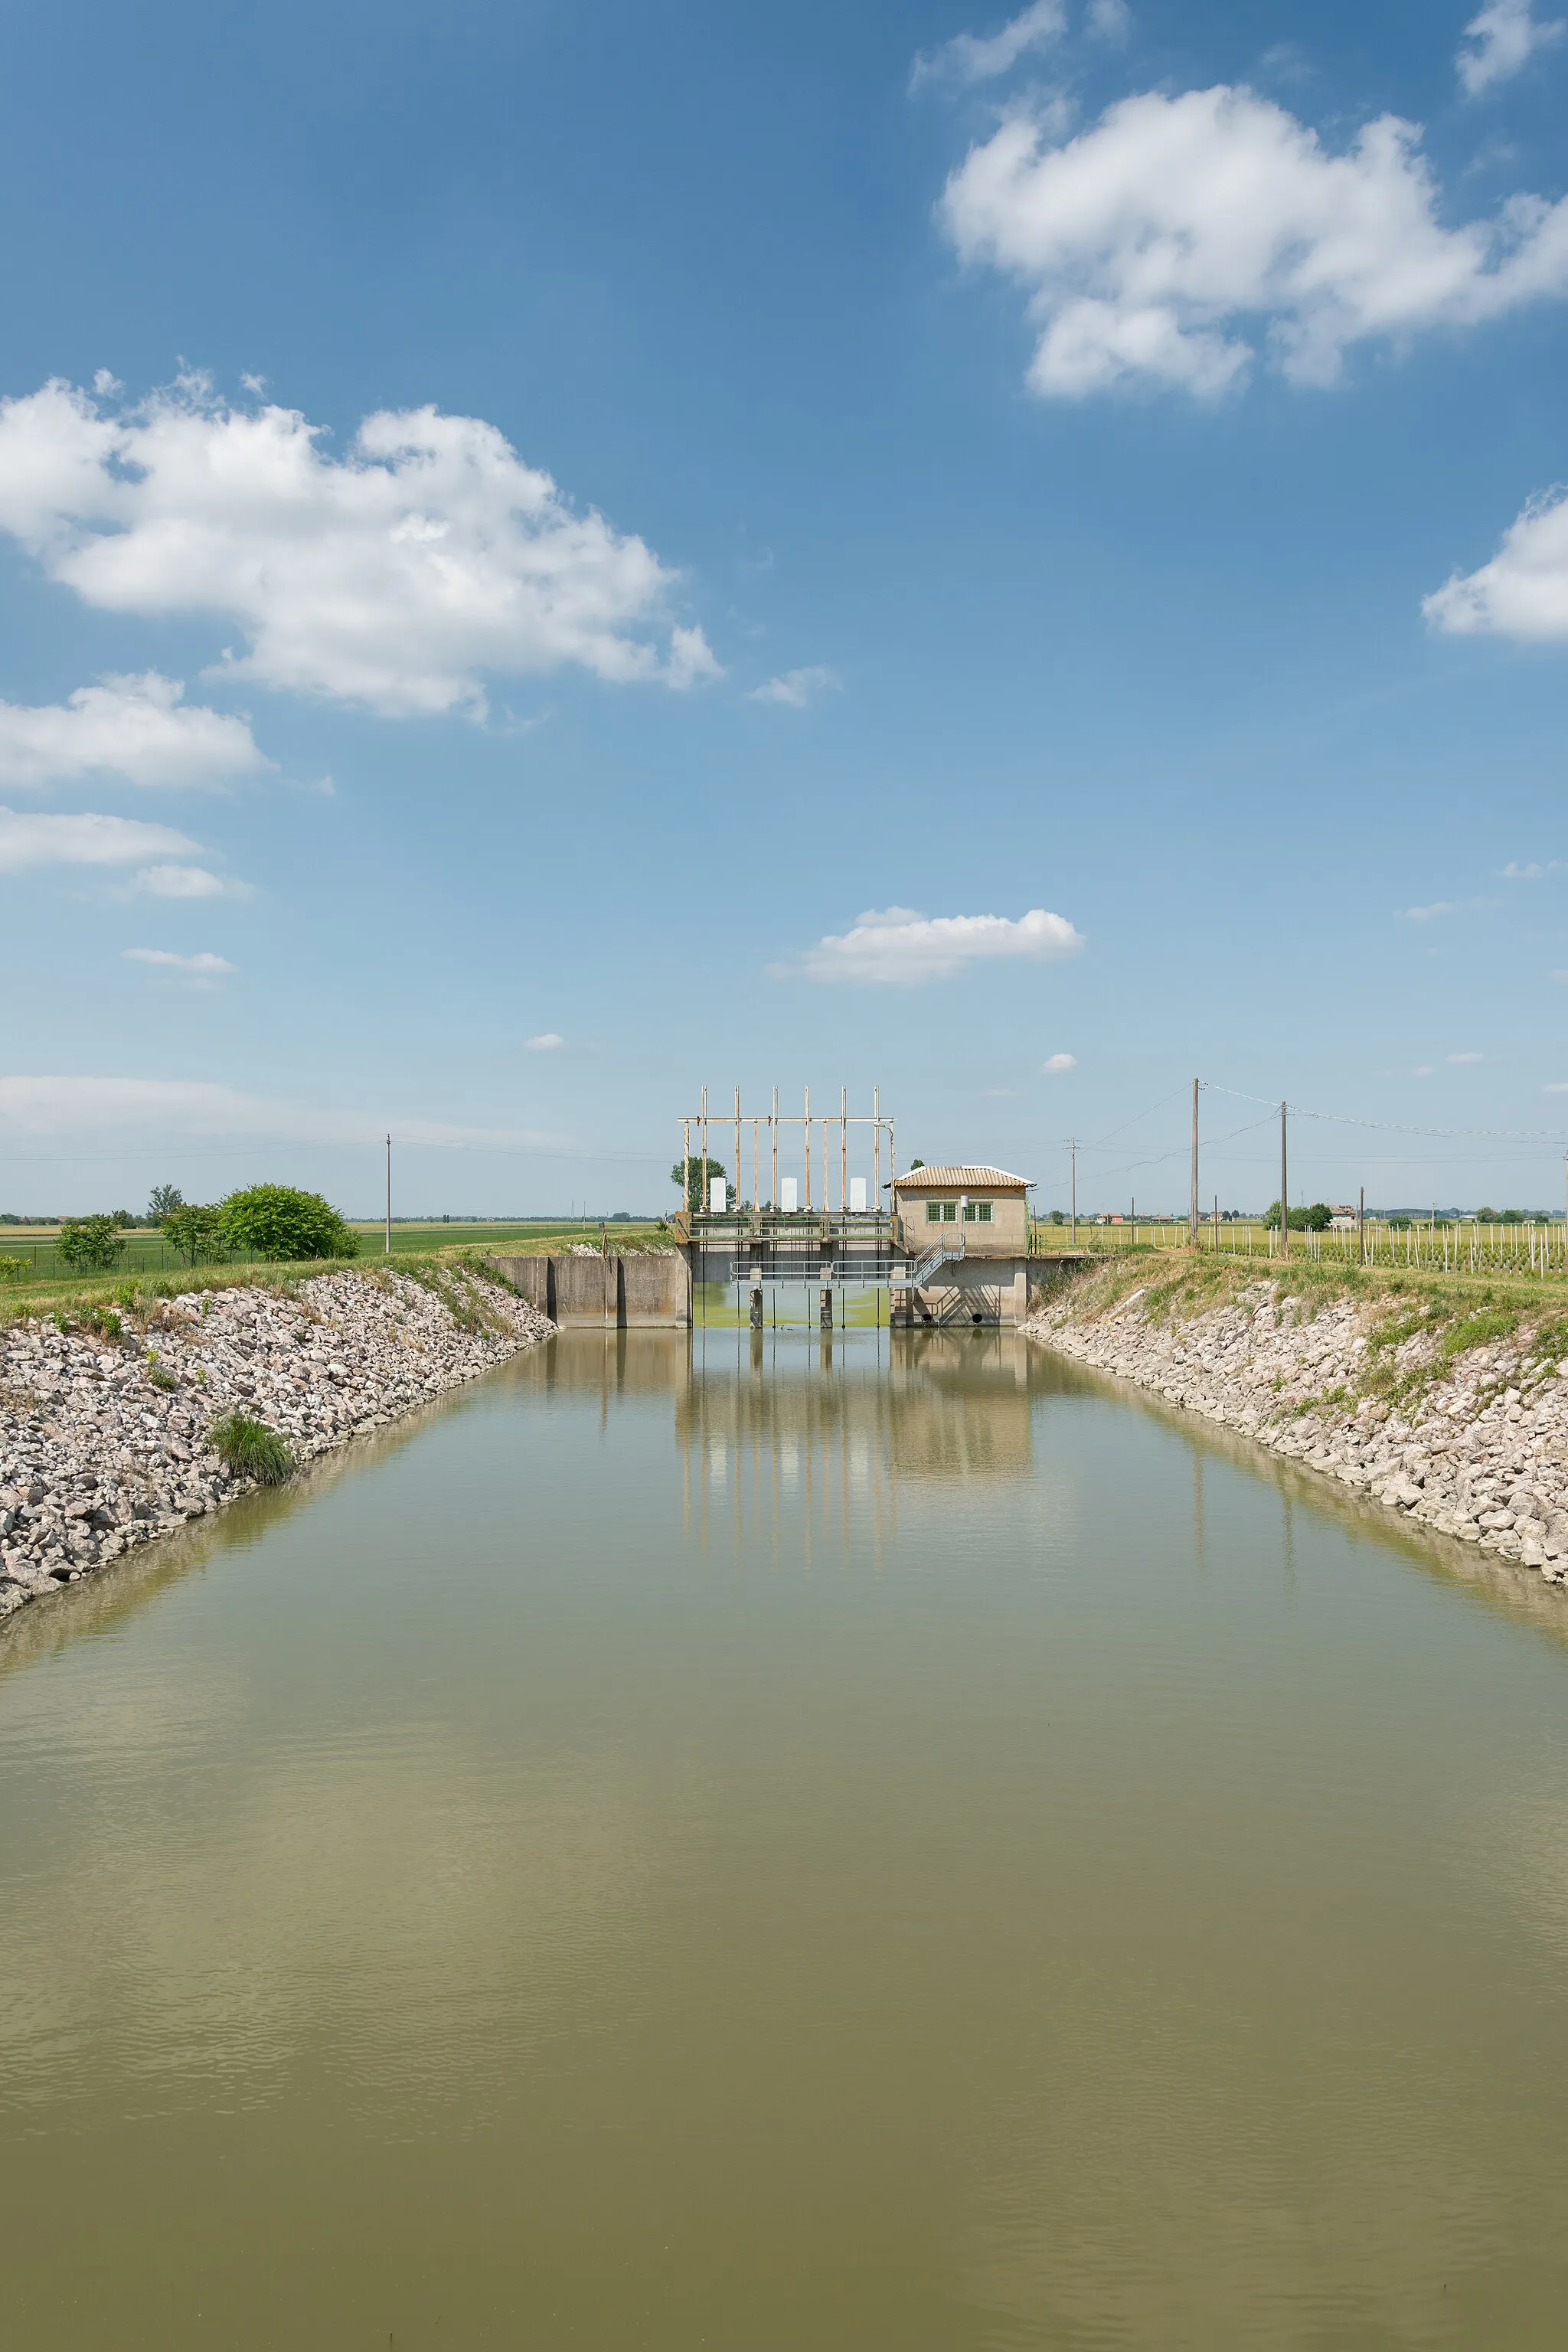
xmin=1279 ymin=1100 xmax=1289 ymax=1260
xmin=1069 ymin=1138 xmax=1077 ymax=1246
xmin=1358 ymin=1184 xmax=1365 ymax=1267
xmin=384 ymin=1133 xmax=391 ymax=1255
xmin=1190 ymin=1078 xmax=1200 ymax=1249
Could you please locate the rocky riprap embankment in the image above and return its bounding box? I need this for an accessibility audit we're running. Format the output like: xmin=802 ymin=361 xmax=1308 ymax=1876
xmin=1026 ymin=1272 xmax=1568 ymax=1587
xmin=0 ymin=1266 xmax=552 ymax=1622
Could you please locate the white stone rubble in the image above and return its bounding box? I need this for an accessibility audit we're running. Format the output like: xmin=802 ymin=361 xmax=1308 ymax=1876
xmin=0 ymin=1266 xmax=551 ymax=1622
xmin=1026 ymin=1274 xmax=1568 ymax=1588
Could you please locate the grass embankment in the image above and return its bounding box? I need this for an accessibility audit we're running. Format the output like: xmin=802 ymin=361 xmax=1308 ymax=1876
xmin=1040 ymin=1246 xmax=1568 ymax=1421
xmin=0 ymin=1245 xmax=534 ymax=1337
xmin=0 ymin=1217 xmax=671 ymax=1283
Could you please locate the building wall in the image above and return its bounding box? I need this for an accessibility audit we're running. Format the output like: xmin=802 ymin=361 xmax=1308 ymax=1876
xmin=893 ymin=1188 xmax=1029 ymax=1256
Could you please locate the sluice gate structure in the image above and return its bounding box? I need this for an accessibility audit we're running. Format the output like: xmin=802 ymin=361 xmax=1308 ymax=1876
xmin=673 ymin=1089 xmax=1050 ymax=1328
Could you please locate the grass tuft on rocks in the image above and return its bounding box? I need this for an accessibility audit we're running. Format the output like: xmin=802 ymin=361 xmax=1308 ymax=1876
xmin=207 ymin=1413 xmax=296 ymax=1485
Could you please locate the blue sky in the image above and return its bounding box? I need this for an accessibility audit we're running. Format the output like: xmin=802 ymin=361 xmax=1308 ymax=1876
xmin=6 ymin=0 xmax=1568 ymax=1216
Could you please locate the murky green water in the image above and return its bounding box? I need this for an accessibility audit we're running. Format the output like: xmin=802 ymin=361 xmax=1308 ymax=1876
xmin=4 ymin=1329 xmax=1568 ymax=2349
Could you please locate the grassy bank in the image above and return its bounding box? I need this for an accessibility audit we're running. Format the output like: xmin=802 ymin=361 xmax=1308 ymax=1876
xmin=1037 ymin=1246 xmax=1568 ymax=1417
xmin=0 ymin=1244 xmax=533 ymax=1334
xmin=0 ymin=1217 xmax=671 ymax=1284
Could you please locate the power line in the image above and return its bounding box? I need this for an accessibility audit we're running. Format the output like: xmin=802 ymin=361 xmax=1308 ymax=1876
xmin=1204 ymin=1083 xmax=1568 ymax=1146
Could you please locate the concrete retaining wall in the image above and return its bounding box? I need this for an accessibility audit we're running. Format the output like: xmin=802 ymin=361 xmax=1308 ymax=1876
xmin=487 ymin=1253 xmax=691 ymax=1327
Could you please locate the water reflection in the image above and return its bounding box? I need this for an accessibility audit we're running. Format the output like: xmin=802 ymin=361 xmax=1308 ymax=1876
xmin=5 ymin=1330 xmax=1568 ymax=2350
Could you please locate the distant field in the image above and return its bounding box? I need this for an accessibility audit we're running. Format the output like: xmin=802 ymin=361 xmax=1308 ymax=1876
xmin=0 ymin=1218 xmax=670 ymax=1284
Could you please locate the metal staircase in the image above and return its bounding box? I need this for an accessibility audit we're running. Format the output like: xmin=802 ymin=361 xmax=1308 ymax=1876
xmin=890 ymin=1231 xmax=967 ymax=1290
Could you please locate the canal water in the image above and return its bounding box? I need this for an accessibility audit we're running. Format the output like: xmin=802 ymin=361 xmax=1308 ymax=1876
xmin=3 ymin=1329 xmax=1568 ymax=2349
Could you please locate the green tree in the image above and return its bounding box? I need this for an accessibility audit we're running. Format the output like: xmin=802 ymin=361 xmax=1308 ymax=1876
xmin=671 ymin=1156 xmax=733 ymax=1211
xmin=1263 ymin=1200 xmax=1332 ymax=1232
xmin=163 ymin=1203 xmax=227 ymax=1266
xmin=149 ymin=1183 xmax=185 ymax=1223
xmin=220 ymin=1184 xmax=359 ymax=1262
xmin=57 ymin=1214 xmax=126 ymax=1272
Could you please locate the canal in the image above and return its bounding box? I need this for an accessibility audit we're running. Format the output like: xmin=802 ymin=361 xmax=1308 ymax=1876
xmin=2 ymin=1328 xmax=1567 ymax=2347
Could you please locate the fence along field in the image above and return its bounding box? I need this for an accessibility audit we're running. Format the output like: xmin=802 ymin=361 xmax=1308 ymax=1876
xmin=1029 ymin=1217 xmax=1568 ymax=1276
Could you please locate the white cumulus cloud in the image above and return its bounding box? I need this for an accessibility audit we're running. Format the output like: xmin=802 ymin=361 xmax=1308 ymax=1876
xmin=124 ymin=949 xmax=237 ymax=974
xmin=750 ymin=665 xmax=841 ymax=707
xmin=131 ymin=863 xmax=251 ymax=900
xmin=0 ymin=1074 xmax=562 ymax=1150
xmin=780 ymin=904 xmax=1085 ymax=984
xmin=0 ymin=805 xmax=200 ymax=872
xmin=0 ymin=376 xmax=720 ymax=720
xmin=1447 ymin=1050 xmax=1485 ymax=1063
xmin=0 ymin=671 xmax=267 ymax=791
xmin=1086 ymin=0 xmax=1132 ymax=40
xmin=940 ymin=84 xmax=1568 ymax=398
xmin=524 ymin=1032 xmax=564 ymax=1051
xmin=1425 ymin=488 xmax=1568 ymax=641
xmin=1403 ymin=900 xmax=1458 ymax=920
xmin=1042 ymin=1051 xmax=1077 ymax=1072
xmin=910 ymin=1 xmax=1066 ymax=91
xmin=1458 ymin=0 xmax=1564 ymax=97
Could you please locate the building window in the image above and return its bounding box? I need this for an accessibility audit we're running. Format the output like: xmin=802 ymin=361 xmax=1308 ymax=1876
xmin=926 ymin=1200 xmax=942 ymax=1223
xmin=962 ymin=1200 xmax=993 ymax=1223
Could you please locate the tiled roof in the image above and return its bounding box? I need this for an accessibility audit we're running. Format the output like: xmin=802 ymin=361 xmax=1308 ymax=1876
xmin=890 ymin=1165 xmax=1032 ymax=1190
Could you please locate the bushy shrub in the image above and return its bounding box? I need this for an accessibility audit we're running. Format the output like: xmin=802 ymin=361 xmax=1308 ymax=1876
xmin=163 ymin=1203 xmax=227 ymax=1267
xmin=57 ymin=1215 xmax=126 ymax=1272
xmin=207 ymin=1413 xmax=295 ymax=1484
xmin=0 ymin=1256 xmax=26 ymax=1283
xmin=220 ymin=1184 xmax=358 ymax=1263
xmin=80 ymin=1306 xmax=122 ymax=1340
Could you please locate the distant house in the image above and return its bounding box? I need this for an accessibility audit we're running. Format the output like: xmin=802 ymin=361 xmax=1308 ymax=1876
xmin=890 ymin=1165 xmax=1031 ymax=1257
xmin=1328 ymin=1204 xmax=1357 ymax=1231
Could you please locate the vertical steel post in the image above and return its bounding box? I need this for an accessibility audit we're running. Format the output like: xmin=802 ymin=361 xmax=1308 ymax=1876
xmin=1279 ymin=1100 xmax=1289 ymax=1259
xmin=385 ymin=1133 xmax=391 ymax=1254
xmin=805 ymin=1085 xmax=811 ymax=1210
xmin=841 ymin=1086 xmax=848 ymax=1211
xmin=873 ymin=1085 xmax=880 ymax=1227
xmin=1190 ymin=1078 xmax=1199 ymax=1248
